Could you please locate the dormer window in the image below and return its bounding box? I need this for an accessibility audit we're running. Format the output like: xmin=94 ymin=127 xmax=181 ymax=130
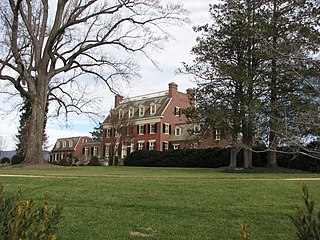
xmin=139 ymin=105 xmax=145 ymax=117
xmin=118 ymin=109 xmax=124 ymax=119
xmin=128 ymin=107 xmax=134 ymax=118
xmin=150 ymin=104 xmax=156 ymax=115
xmin=62 ymin=141 xmax=66 ymax=148
xmin=56 ymin=141 xmax=60 ymax=148
xmin=68 ymin=140 xmax=73 ymax=148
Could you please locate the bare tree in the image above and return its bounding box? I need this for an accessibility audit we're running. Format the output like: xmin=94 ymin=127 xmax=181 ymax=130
xmin=0 ymin=0 xmax=188 ymax=164
xmin=104 ymin=106 xmax=135 ymax=166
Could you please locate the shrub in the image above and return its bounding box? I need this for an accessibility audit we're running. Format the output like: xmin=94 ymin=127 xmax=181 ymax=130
xmin=124 ymin=148 xmax=231 ymax=168
xmin=0 ymin=157 xmax=10 ymax=164
xmin=87 ymin=156 xmax=101 ymax=166
xmin=58 ymin=157 xmax=71 ymax=166
xmin=291 ymin=184 xmax=320 ymax=240
xmin=11 ymin=155 xmax=23 ymax=165
xmin=241 ymin=184 xmax=320 ymax=240
xmin=0 ymin=185 xmax=62 ymax=240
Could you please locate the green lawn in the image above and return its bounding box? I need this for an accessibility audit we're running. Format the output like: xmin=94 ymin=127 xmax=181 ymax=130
xmin=0 ymin=166 xmax=319 ymax=240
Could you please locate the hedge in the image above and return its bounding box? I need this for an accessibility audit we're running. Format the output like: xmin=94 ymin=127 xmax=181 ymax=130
xmin=124 ymin=147 xmax=320 ymax=172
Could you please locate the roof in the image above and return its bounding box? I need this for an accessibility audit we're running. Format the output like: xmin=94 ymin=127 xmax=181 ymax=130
xmin=51 ymin=136 xmax=92 ymax=151
xmin=103 ymin=93 xmax=171 ymax=124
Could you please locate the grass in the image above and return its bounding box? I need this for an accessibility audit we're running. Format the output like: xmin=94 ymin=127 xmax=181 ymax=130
xmin=0 ymin=166 xmax=319 ymax=239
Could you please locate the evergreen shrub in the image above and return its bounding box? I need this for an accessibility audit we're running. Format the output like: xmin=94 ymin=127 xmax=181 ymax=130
xmin=87 ymin=156 xmax=101 ymax=166
xmin=124 ymin=148 xmax=231 ymax=168
xmin=0 ymin=158 xmax=10 ymax=164
xmin=11 ymin=155 xmax=23 ymax=165
xmin=57 ymin=158 xmax=71 ymax=166
xmin=125 ymin=146 xmax=320 ymax=172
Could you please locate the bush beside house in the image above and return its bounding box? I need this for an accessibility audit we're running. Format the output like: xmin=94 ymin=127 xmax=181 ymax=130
xmin=125 ymin=147 xmax=320 ymax=172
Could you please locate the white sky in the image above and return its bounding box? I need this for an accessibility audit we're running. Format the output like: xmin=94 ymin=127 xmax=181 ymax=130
xmin=0 ymin=0 xmax=214 ymax=151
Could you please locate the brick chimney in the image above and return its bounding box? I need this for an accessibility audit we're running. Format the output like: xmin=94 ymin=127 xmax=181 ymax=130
xmin=114 ymin=94 xmax=123 ymax=108
xmin=168 ymin=82 xmax=178 ymax=97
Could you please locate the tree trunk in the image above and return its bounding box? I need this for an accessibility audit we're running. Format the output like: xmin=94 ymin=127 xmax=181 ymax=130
xmin=23 ymin=95 xmax=47 ymax=164
xmin=243 ymin=148 xmax=252 ymax=168
xmin=267 ymin=0 xmax=278 ymax=168
xmin=229 ymin=144 xmax=238 ymax=168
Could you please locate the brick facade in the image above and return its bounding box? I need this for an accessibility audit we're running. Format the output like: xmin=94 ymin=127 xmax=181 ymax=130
xmin=50 ymin=82 xmax=230 ymax=164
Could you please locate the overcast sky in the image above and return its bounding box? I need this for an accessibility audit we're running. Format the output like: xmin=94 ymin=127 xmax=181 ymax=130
xmin=0 ymin=0 xmax=214 ymax=151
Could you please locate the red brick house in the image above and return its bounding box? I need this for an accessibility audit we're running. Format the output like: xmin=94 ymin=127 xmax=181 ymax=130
xmin=100 ymin=82 xmax=228 ymax=161
xmin=49 ymin=136 xmax=92 ymax=163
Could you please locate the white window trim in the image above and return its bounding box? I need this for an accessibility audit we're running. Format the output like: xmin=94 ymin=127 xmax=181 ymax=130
xmin=119 ymin=109 xmax=124 ymax=119
xmin=129 ymin=107 xmax=134 ymax=118
xmin=139 ymin=105 xmax=145 ymax=117
xmin=106 ymin=128 xmax=111 ymax=138
xmin=215 ymin=129 xmax=221 ymax=141
xmin=173 ymin=144 xmax=179 ymax=150
xmin=105 ymin=144 xmax=110 ymax=158
xmin=150 ymin=104 xmax=156 ymax=115
xmin=68 ymin=140 xmax=73 ymax=148
xmin=148 ymin=140 xmax=156 ymax=150
xmin=194 ymin=125 xmax=201 ymax=134
xmin=175 ymin=127 xmax=181 ymax=136
xmin=138 ymin=140 xmax=145 ymax=150
xmin=150 ymin=123 xmax=156 ymax=134
xmin=164 ymin=123 xmax=170 ymax=134
xmin=138 ymin=125 xmax=144 ymax=135
xmin=174 ymin=106 xmax=181 ymax=116
xmin=163 ymin=141 xmax=169 ymax=151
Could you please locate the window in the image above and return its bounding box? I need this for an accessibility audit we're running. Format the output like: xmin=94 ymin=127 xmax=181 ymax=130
xmin=149 ymin=140 xmax=155 ymax=150
xmin=118 ymin=109 xmax=124 ymax=119
xmin=93 ymin=147 xmax=98 ymax=156
xmin=163 ymin=142 xmax=169 ymax=151
xmin=106 ymin=128 xmax=111 ymax=138
xmin=215 ymin=129 xmax=221 ymax=141
xmin=150 ymin=104 xmax=156 ymax=115
xmin=173 ymin=144 xmax=180 ymax=150
xmin=174 ymin=106 xmax=181 ymax=116
xmin=68 ymin=140 xmax=73 ymax=148
xmin=139 ymin=105 xmax=145 ymax=116
xmin=149 ymin=123 xmax=157 ymax=134
xmin=56 ymin=141 xmax=60 ymax=148
xmin=62 ymin=141 xmax=66 ymax=148
xmin=138 ymin=125 xmax=145 ymax=135
xmin=84 ymin=147 xmax=89 ymax=159
xmin=191 ymin=143 xmax=198 ymax=149
xmin=138 ymin=141 xmax=144 ymax=150
xmin=105 ymin=144 xmax=110 ymax=159
xmin=175 ymin=127 xmax=181 ymax=136
xmin=129 ymin=108 xmax=134 ymax=118
xmin=163 ymin=123 xmax=170 ymax=134
xmin=82 ymin=139 xmax=88 ymax=143
xmin=194 ymin=125 xmax=201 ymax=134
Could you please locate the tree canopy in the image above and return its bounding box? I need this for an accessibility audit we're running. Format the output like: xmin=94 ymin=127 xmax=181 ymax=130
xmin=182 ymin=0 xmax=320 ymax=167
xmin=0 ymin=0 xmax=188 ymax=164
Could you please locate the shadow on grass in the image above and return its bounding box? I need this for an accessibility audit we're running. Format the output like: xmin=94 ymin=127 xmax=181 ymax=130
xmin=223 ymin=166 xmax=309 ymax=174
